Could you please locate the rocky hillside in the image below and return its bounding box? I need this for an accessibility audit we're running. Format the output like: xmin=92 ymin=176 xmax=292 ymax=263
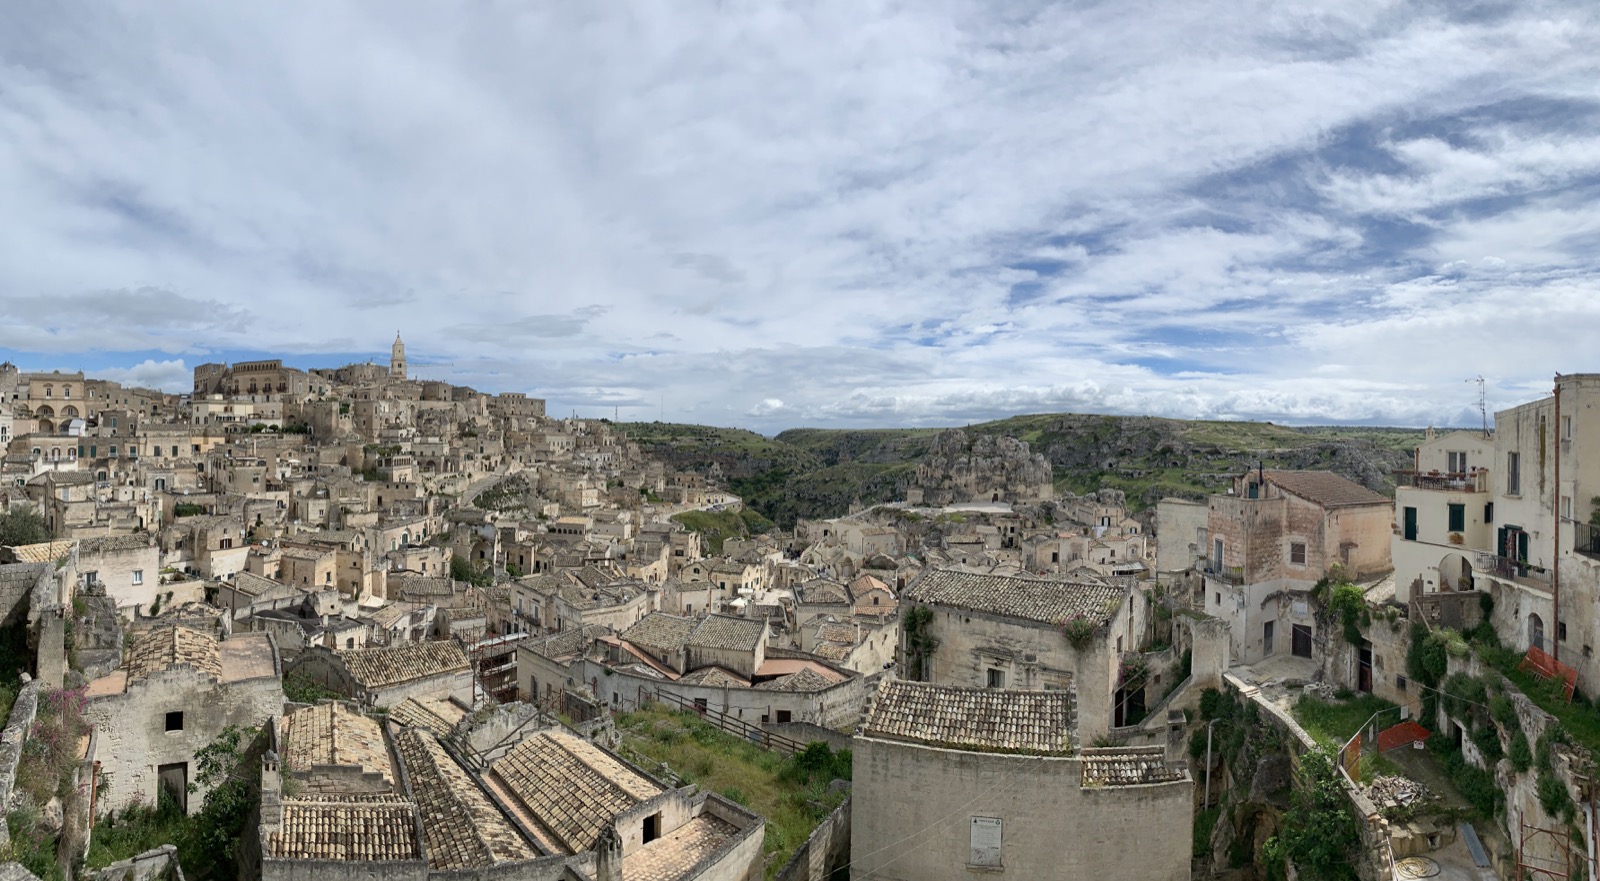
xmin=617 ymin=415 xmax=1426 ymax=527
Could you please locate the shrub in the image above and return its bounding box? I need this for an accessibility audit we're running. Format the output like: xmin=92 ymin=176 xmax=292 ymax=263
xmin=1328 ymin=584 xmax=1369 ymax=645
xmin=1510 ymin=730 xmax=1533 ymax=772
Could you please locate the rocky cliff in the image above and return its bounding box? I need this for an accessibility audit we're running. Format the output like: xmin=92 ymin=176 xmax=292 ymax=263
xmin=910 ymin=429 xmax=1053 ymax=505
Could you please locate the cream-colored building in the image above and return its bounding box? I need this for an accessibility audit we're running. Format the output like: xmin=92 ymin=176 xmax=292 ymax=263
xmin=1391 ymin=429 xmax=1497 ymax=603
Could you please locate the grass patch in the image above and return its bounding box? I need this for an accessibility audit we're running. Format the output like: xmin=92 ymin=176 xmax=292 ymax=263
xmin=1291 ymin=692 xmax=1399 ymax=749
xmin=616 ymin=705 xmax=849 ymax=878
xmin=670 ymin=509 xmax=774 ymax=555
xmin=84 ymin=790 xmax=188 ymax=869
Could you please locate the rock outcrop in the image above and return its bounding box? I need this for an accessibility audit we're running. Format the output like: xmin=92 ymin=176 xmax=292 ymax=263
xmin=908 ymin=429 xmax=1053 ymax=505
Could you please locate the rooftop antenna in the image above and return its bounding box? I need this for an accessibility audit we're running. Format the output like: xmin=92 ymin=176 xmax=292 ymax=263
xmin=1468 ymin=375 xmax=1488 ymax=437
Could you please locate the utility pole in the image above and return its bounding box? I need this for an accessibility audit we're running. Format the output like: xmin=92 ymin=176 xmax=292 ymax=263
xmin=1204 ymin=719 xmax=1217 ymax=808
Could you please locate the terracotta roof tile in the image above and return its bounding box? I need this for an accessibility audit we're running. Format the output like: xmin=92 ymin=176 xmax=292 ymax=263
xmin=905 ymin=568 xmax=1123 ymax=626
xmin=862 ymin=679 xmax=1073 ymax=755
xmin=267 ymin=797 xmax=419 ymax=862
xmin=394 ymin=728 xmax=535 ymax=868
xmin=687 ymin=616 xmax=764 ymax=652
xmin=281 ymin=703 xmax=393 ymax=785
xmin=1079 ymin=747 xmax=1187 ymax=787
xmin=489 ymin=730 xmax=663 ymax=854
xmin=336 ymin=641 xmax=470 ymax=690
xmin=1261 ymin=470 xmax=1388 ymax=509
xmin=126 ymin=626 xmax=222 ymax=684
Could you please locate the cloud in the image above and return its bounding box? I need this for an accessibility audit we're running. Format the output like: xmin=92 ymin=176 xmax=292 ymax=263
xmin=95 ymin=358 xmax=191 ymax=392
xmin=0 ymin=2 xmax=1596 ymax=431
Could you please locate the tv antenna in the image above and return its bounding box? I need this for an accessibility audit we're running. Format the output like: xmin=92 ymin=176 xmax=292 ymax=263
xmin=1467 ymin=375 xmax=1488 ymax=437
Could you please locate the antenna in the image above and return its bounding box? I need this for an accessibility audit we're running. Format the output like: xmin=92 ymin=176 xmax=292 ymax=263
xmin=1467 ymin=375 xmax=1488 ymax=437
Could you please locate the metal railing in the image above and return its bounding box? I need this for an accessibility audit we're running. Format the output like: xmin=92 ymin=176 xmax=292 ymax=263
xmin=1394 ymin=470 xmax=1487 ymax=492
xmin=650 ymin=689 xmax=810 ymax=754
xmin=1577 ymin=522 xmax=1600 ymax=560
xmin=1203 ymin=565 xmax=1245 ymax=585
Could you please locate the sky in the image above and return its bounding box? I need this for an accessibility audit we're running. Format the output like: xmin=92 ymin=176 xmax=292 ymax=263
xmin=2 ymin=2 xmax=1598 ymax=434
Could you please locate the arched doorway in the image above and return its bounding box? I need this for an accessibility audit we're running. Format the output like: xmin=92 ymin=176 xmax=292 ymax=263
xmin=1529 ymin=613 xmax=1545 ymax=652
xmin=1438 ymin=553 xmax=1475 ymax=593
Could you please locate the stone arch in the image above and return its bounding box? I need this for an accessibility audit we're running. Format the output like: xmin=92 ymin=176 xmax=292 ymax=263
xmin=37 ymin=419 xmax=54 ymax=434
xmin=35 ymin=405 xmax=53 ymax=418
xmin=1529 ymin=613 xmax=1545 ymax=652
xmin=1438 ymin=552 xmax=1474 ymax=593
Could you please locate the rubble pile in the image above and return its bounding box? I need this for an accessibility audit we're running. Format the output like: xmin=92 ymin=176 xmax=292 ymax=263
xmin=1366 ymin=775 xmax=1434 ymax=811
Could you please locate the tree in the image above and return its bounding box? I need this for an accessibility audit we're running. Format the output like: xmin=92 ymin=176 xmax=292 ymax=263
xmin=0 ymin=508 xmax=51 ymax=547
xmin=1260 ymin=748 xmax=1361 ymax=880
xmin=182 ymin=725 xmax=261 ymax=879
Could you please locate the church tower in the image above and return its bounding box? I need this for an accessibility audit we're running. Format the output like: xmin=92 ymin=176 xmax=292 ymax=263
xmin=390 ymin=332 xmax=406 ymax=381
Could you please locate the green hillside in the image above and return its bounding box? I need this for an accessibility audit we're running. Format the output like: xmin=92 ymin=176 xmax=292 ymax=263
xmin=619 ymin=416 xmax=1430 ymax=528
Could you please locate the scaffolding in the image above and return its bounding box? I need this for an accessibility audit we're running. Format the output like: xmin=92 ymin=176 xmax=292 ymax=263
xmin=1515 ymin=811 xmax=1573 ymax=881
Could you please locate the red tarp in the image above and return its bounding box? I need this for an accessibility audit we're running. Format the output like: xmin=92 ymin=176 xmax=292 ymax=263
xmin=1519 ymin=646 xmax=1578 ymax=702
xmin=1377 ymin=720 xmax=1431 ymax=753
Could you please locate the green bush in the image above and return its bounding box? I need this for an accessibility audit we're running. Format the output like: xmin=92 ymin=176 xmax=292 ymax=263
xmin=1193 ymin=807 xmax=1219 ymax=860
xmin=1259 ymin=748 xmax=1361 ymax=880
xmin=1328 ymin=584 xmax=1369 ymax=645
xmin=1510 ymin=730 xmax=1533 ymax=772
xmin=1199 ymin=688 xmax=1228 ymax=722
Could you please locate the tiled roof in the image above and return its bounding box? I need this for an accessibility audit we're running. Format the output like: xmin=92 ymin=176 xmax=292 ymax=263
xmin=3 ymin=540 xmax=74 ymax=564
xmin=794 ymin=580 xmax=850 ymax=605
xmin=1261 ymin=470 xmax=1389 ymax=509
xmin=1080 ymin=747 xmax=1187 ymax=787
xmin=620 ymin=813 xmax=740 ymax=881
xmin=904 ymin=568 xmax=1123 ymax=626
xmin=677 ymin=666 xmax=750 ymax=688
xmin=756 ymin=668 xmax=835 ymax=693
xmin=811 ymin=642 xmax=853 ymax=661
xmin=281 ymin=703 xmax=393 ymax=785
xmin=390 ymin=575 xmax=456 ymax=597
xmin=393 ymin=728 xmax=535 ymax=868
xmin=76 ymin=534 xmax=155 ymax=554
xmin=336 ymin=641 xmax=470 ymax=690
xmin=687 ymin=615 xmax=765 ymax=652
xmin=126 ymin=626 xmax=222 ymax=684
xmin=622 ymin=614 xmax=696 ymax=656
xmin=390 ymin=698 xmax=458 ymax=739
xmin=490 ymin=730 xmax=663 ymax=854
xmin=267 ymin=797 xmax=419 ymax=861
xmin=849 ymin=574 xmax=891 ymax=596
xmin=862 ymin=679 xmax=1073 ymax=755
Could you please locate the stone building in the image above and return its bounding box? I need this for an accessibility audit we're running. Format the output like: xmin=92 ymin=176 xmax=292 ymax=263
xmin=1390 ymin=429 xmax=1498 ymax=603
xmin=84 ymin=626 xmax=284 ymax=815
xmin=899 ymin=568 xmax=1135 ymax=738
xmin=485 ymin=729 xmax=764 ymax=878
xmin=287 ymin=639 xmax=471 ymax=707
xmin=851 ymin=679 xmax=1191 ymax=881
xmin=1197 ymin=470 xmax=1393 ymax=665
xmin=75 ymin=534 xmax=160 ymax=614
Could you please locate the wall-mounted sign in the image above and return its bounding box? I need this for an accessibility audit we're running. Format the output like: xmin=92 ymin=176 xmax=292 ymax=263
xmin=970 ymin=816 xmax=1003 ymax=867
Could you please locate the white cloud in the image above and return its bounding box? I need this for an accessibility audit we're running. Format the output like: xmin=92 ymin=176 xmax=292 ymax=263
xmin=0 ymin=1 xmax=1597 ymax=430
xmin=95 ymin=359 xmax=191 ymax=392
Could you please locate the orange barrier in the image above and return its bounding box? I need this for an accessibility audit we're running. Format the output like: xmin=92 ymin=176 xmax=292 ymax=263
xmin=1519 ymin=646 xmax=1578 ymax=702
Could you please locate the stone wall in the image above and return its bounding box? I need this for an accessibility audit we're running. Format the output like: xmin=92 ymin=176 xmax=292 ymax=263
xmin=0 ymin=678 xmax=44 ymax=851
xmin=851 ymin=736 xmax=1190 ymax=881
xmin=774 ymin=796 xmax=850 ymax=881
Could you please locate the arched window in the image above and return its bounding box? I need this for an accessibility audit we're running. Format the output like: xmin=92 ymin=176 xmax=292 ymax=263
xmin=1529 ymin=614 xmax=1545 ymax=652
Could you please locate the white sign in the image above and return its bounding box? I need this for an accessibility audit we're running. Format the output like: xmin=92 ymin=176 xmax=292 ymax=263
xmin=970 ymin=816 xmax=1003 ymax=867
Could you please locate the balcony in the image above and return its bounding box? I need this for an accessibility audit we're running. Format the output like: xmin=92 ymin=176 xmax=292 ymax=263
xmin=1476 ymin=553 xmax=1551 ymax=591
xmin=1394 ymin=470 xmax=1487 ymax=492
xmin=1204 ymin=565 xmax=1245 ymax=586
xmin=1577 ymin=523 xmax=1600 ymax=561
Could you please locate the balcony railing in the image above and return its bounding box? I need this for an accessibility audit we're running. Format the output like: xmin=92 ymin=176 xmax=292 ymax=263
xmin=1394 ymin=470 xmax=1487 ymax=492
xmin=1203 ymin=565 xmax=1245 ymax=585
xmin=1578 ymin=522 xmax=1600 ymax=561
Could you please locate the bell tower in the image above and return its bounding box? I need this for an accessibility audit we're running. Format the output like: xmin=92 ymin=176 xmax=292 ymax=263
xmin=390 ymin=332 xmax=406 ymax=381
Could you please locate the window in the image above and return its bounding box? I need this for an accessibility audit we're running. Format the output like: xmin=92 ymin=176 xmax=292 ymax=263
xmin=165 ymin=711 xmax=184 ymax=732
xmin=1289 ymin=542 xmax=1307 ymax=565
xmin=1447 ymin=451 xmax=1468 ymax=473
xmin=986 ymin=668 xmax=1005 ymax=688
xmin=1559 ymin=620 xmax=1568 ymax=642
xmin=131 ymin=570 xmax=143 ymax=585
xmin=1214 ymin=593 xmax=1221 ymax=606
xmin=1564 ymin=416 xmax=1573 ymax=440
xmin=1448 ymin=504 xmax=1466 ymax=533
xmin=1484 ymin=502 xmax=1494 ymax=524
xmin=1508 ymin=452 xmax=1521 ymax=495
xmin=1403 ymin=507 xmax=1418 ymax=541
xmin=1396 ymin=675 xmax=1407 ymax=692
xmin=109 ymin=446 xmax=117 ymax=456
xmin=776 ymin=710 xmax=792 ymax=723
